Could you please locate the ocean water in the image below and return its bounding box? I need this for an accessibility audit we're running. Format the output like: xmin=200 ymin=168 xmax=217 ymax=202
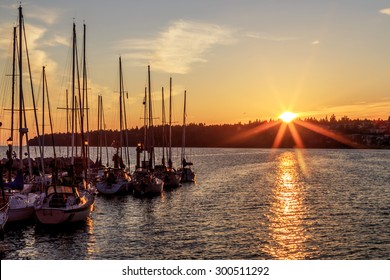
xmin=1 ymin=147 xmax=390 ymax=260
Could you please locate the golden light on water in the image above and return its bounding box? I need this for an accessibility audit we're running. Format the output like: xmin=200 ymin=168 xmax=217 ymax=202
xmin=264 ymin=151 xmax=310 ymax=259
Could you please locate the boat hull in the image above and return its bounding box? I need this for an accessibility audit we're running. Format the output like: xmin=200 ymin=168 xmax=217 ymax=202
xmin=132 ymin=178 xmax=164 ymax=195
xmin=35 ymin=192 xmax=95 ymax=225
xmin=96 ymin=180 xmax=130 ymax=195
xmin=7 ymin=193 xmax=40 ymax=222
xmin=35 ymin=204 xmax=93 ymax=224
xmin=8 ymin=206 xmax=35 ymax=222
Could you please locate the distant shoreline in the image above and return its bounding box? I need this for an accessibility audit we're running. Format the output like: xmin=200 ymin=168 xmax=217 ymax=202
xmin=25 ymin=118 xmax=390 ymax=150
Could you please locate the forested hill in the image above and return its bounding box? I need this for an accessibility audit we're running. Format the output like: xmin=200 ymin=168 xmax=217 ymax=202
xmin=28 ymin=118 xmax=390 ymax=149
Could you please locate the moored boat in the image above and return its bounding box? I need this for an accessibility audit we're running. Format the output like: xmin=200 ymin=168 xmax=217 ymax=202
xmin=131 ymin=168 xmax=164 ymax=195
xmin=95 ymin=167 xmax=131 ymax=195
xmin=34 ymin=183 xmax=94 ymax=225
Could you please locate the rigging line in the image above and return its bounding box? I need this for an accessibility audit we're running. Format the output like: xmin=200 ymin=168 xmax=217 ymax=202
xmin=22 ymin=14 xmax=43 ymax=159
xmin=45 ymin=67 xmax=57 ymax=159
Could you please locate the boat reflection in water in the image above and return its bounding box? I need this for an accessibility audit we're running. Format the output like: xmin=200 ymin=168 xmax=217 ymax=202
xmin=263 ymin=151 xmax=312 ymax=259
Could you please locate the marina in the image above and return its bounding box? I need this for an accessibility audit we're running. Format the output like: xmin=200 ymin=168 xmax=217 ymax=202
xmin=1 ymin=147 xmax=390 ymax=260
xmin=1 ymin=2 xmax=390 ymax=268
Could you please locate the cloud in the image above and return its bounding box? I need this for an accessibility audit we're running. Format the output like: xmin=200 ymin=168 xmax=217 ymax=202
xmin=45 ymin=35 xmax=70 ymax=47
xmin=379 ymin=8 xmax=390 ymax=15
xmin=311 ymin=40 xmax=320 ymax=45
xmin=26 ymin=6 xmax=60 ymax=25
xmin=116 ymin=20 xmax=234 ymax=74
xmin=245 ymin=31 xmax=298 ymax=42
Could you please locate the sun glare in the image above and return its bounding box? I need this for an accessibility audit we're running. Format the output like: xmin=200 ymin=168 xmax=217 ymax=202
xmin=279 ymin=112 xmax=298 ymax=123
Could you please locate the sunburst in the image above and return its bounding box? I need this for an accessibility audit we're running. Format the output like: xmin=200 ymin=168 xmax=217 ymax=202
xmin=225 ymin=111 xmax=361 ymax=150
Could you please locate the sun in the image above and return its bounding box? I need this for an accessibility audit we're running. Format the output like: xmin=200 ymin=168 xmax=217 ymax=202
xmin=279 ymin=112 xmax=298 ymax=123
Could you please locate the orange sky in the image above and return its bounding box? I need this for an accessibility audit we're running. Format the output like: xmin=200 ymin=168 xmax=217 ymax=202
xmin=1 ymin=1 xmax=390 ymax=145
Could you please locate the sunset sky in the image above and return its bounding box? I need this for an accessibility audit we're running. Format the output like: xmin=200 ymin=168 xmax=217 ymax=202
xmin=1 ymin=0 xmax=390 ymax=140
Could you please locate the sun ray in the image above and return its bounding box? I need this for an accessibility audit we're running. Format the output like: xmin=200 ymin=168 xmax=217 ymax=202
xmin=224 ymin=120 xmax=281 ymax=145
xmin=272 ymin=122 xmax=288 ymax=148
xmin=294 ymin=120 xmax=363 ymax=148
xmin=288 ymin=122 xmax=305 ymax=148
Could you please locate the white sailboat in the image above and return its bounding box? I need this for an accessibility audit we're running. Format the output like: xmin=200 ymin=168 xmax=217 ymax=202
xmin=34 ymin=22 xmax=95 ymax=225
xmin=95 ymin=57 xmax=132 ymax=195
xmin=4 ymin=6 xmax=40 ymax=223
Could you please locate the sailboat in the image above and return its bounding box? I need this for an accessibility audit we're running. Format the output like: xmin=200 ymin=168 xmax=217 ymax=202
xmin=177 ymin=90 xmax=195 ymax=183
xmin=34 ymin=22 xmax=95 ymax=225
xmin=155 ymin=78 xmax=181 ymax=189
xmin=95 ymin=56 xmax=132 ymax=195
xmin=131 ymin=65 xmax=164 ymax=195
xmin=4 ymin=6 xmax=40 ymax=223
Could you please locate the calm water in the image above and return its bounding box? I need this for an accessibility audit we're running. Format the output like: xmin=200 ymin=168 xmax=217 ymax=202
xmin=1 ymin=147 xmax=390 ymax=260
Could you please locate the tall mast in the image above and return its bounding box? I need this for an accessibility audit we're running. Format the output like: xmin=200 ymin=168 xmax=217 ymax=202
xmin=8 ymin=26 xmax=17 ymax=182
xmin=83 ymin=23 xmax=90 ymax=173
xmin=143 ymin=86 xmax=147 ymax=165
xmin=97 ymin=95 xmax=101 ymax=163
xmin=41 ymin=66 xmax=45 ymax=161
xmin=147 ymin=65 xmax=154 ymax=169
xmin=161 ymin=86 xmax=166 ymax=166
xmin=119 ymin=56 xmax=123 ymax=157
xmin=66 ymin=89 xmax=69 ymax=157
xmin=168 ymin=77 xmax=172 ymax=167
xmin=102 ymin=97 xmax=109 ymax=166
xmin=10 ymin=26 xmax=16 ymax=162
xmin=71 ymin=22 xmax=76 ymax=165
xmin=18 ymin=5 xmax=23 ymax=169
xmin=122 ymin=70 xmax=130 ymax=167
xmin=181 ymin=90 xmax=187 ymax=168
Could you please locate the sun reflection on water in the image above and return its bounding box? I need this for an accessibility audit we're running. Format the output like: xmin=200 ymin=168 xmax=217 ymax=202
xmin=264 ymin=151 xmax=311 ymax=259
xmin=85 ymin=215 xmax=96 ymax=258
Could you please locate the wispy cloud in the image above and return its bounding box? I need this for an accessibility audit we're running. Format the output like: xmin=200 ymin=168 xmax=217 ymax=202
xmin=45 ymin=34 xmax=70 ymax=47
xmin=245 ymin=31 xmax=298 ymax=42
xmin=27 ymin=6 xmax=60 ymax=25
xmin=311 ymin=40 xmax=320 ymax=45
xmin=116 ymin=20 xmax=234 ymax=74
xmin=379 ymin=8 xmax=390 ymax=15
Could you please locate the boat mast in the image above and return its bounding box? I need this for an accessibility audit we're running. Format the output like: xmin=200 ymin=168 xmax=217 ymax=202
xmin=83 ymin=23 xmax=90 ymax=174
xmin=71 ymin=22 xmax=76 ymax=166
xmin=20 ymin=5 xmax=41 ymax=177
xmin=102 ymin=97 xmax=109 ymax=166
xmin=18 ymin=5 xmax=23 ymax=169
xmin=161 ymin=86 xmax=166 ymax=166
xmin=168 ymin=77 xmax=172 ymax=168
xmin=181 ymin=90 xmax=187 ymax=168
xmin=8 ymin=26 xmax=16 ymax=182
xmin=97 ymin=95 xmax=101 ymax=164
xmin=66 ymin=89 xmax=69 ymax=157
xmin=41 ymin=66 xmax=45 ymax=161
xmin=119 ymin=56 xmax=123 ymax=159
xmin=147 ymin=65 xmax=154 ymax=170
xmin=10 ymin=26 xmax=16 ymax=147
xmin=143 ymin=86 xmax=147 ymax=166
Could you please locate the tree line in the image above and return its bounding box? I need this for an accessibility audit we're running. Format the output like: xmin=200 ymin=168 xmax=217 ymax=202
xmin=28 ymin=116 xmax=390 ymax=149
